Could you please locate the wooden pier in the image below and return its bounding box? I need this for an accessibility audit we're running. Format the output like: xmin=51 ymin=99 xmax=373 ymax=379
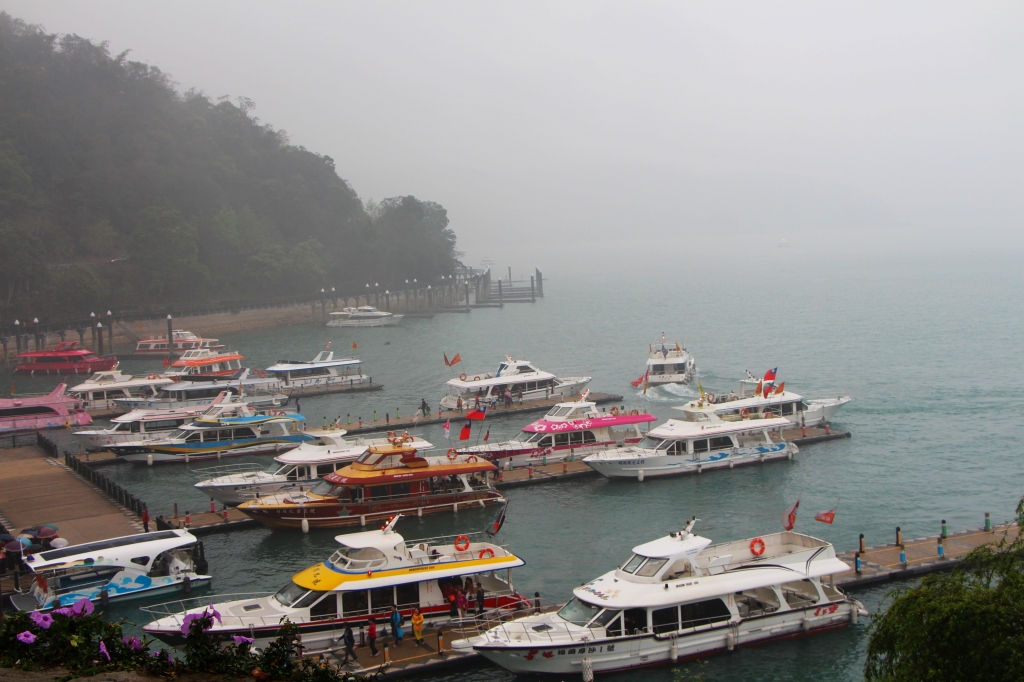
xmin=334 ymin=393 xmax=624 ymax=436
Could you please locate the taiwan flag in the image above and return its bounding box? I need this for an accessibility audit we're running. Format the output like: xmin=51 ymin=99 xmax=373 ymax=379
xmin=763 ymin=367 xmax=778 ymax=383
xmin=466 ymin=405 xmax=488 ymax=421
xmin=459 ymin=422 xmax=472 ymax=440
xmin=783 ymin=498 xmax=800 ymax=531
xmin=815 ymin=501 xmax=839 ymax=525
xmin=443 ymin=419 xmax=450 ymax=439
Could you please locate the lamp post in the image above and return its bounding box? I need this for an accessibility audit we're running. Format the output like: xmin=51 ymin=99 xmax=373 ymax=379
xmin=375 ymin=283 xmax=379 ymax=308
xmin=96 ymin=322 xmax=104 ymax=356
xmin=427 ymin=285 xmax=432 ymax=309
xmin=90 ymin=312 xmax=97 ymax=350
xmin=106 ymin=310 xmax=113 ymax=353
xmin=365 ymin=283 xmax=370 ymax=308
xmin=385 ymin=290 xmax=390 ymax=310
xmin=32 ymin=317 xmax=40 ymax=351
xmin=330 ymin=286 xmax=336 ymax=308
xmin=14 ymin=319 xmax=20 ymax=355
xmin=320 ymin=288 xmax=326 ymax=323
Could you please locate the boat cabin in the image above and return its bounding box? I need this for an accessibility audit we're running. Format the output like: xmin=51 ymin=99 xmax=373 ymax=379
xmin=165 ymin=350 xmax=244 ymax=377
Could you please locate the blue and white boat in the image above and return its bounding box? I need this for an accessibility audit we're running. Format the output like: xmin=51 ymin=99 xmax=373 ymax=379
xmin=113 ymin=369 xmax=287 ymax=412
xmin=9 ymin=530 xmax=211 ymax=612
xmin=108 ymin=412 xmax=314 ymax=463
xmin=584 ymin=413 xmax=797 ymax=479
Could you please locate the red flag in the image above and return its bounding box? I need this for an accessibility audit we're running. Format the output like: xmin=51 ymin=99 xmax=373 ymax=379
xmin=754 ymin=380 xmax=762 ymax=397
xmin=466 ymin=406 xmax=487 ymax=421
xmin=763 ymin=384 xmax=773 ymax=399
xmin=444 ymin=353 xmax=450 ymax=367
xmin=459 ymin=422 xmax=471 ymax=440
xmin=443 ymin=419 xmax=450 ymax=439
xmin=783 ymin=498 xmax=800 ymax=531
xmin=484 ymin=429 xmax=490 ymax=442
xmin=763 ymin=367 xmax=778 ymax=383
xmin=815 ymin=500 xmax=839 ymax=524
xmin=451 ymin=353 xmax=461 ymax=366
xmin=773 ymin=381 xmax=785 ymax=395
xmin=630 ymin=369 xmax=648 ymax=388
xmin=352 ymin=341 xmax=357 ymax=350
xmin=162 ymin=356 xmax=169 ymax=367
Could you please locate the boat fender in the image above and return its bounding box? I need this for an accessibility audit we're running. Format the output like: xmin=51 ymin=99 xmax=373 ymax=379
xmin=460 ymin=373 xmax=468 ymax=381
xmin=750 ymin=537 xmax=766 ymax=556
xmin=447 ymin=449 xmax=458 ymax=461
xmin=479 ymin=547 xmax=495 ymax=559
xmin=455 ymin=535 xmax=471 ymax=552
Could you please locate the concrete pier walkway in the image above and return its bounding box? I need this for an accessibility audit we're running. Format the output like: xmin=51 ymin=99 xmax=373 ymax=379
xmin=0 ymin=444 xmax=141 ymax=544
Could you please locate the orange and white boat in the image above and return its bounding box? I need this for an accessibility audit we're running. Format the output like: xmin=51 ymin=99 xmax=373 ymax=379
xmin=237 ymin=444 xmax=503 ymax=530
xmin=164 ymin=349 xmax=244 ymax=378
xmin=134 ymin=331 xmax=224 ymax=355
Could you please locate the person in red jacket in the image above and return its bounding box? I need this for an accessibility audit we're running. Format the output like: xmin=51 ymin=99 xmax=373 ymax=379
xmin=367 ymin=618 xmax=379 ymax=657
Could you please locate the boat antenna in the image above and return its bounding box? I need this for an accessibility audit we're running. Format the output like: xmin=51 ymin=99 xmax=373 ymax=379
xmin=382 ymin=514 xmax=402 ymax=533
xmin=682 ymin=516 xmax=699 ymax=537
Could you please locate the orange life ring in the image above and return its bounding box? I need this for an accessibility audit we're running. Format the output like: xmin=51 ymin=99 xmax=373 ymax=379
xmin=455 ymin=535 xmax=471 ymax=552
xmin=610 ymin=406 xmax=619 ymax=416
xmin=387 ymin=431 xmax=397 ymax=438
xmin=750 ymin=537 xmax=766 ymax=556
xmin=147 ymin=374 xmax=159 ymax=380
xmin=629 ymin=409 xmax=639 ymax=416
xmin=447 ymin=448 xmax=458 ymax=461
xmin=473 ymin=376 xmax=481 ymax=382
xmin=478 ymin=547 xmax=495 ymax=559
xmin=254 ymin=369 xmax=267 ymax=378
xmin=401 ymin=433 xmax=412 ymax=443
xmin=740 ymin=408 xmax=750 ymax=419
xmin=460 ymin=373 xmax=468 ymax=381
xmin=466 ymin=455 xmax=479 ymax=463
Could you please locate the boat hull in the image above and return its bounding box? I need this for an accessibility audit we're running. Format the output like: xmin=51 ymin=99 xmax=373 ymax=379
xmin=585 ymin=443 xmax=797 ymax=479
xmin=10 ymin=574 xmax=213 ymax=612
xmin=15 ymin=359 xmax=118 ymax=375
xmin=1 ymin=412 xmax=92 ymax=434
xmin=326 ymin=315 xmax=403 ymax=328
xmin=239 ymin=490 xmax=505 ymax=529
xmin=115 ymin=439 xmax=303 ymax=463
xmin=472 ymin=602 xmax=856 ymax=675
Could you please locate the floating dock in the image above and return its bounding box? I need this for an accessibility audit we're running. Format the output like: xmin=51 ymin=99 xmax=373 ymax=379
xmin=280 ymin=382 xmax=384 ymax=398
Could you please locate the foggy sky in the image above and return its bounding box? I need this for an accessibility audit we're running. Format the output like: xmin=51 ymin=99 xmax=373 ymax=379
xmin=3 ymin=1 xmax=1022 ymax=269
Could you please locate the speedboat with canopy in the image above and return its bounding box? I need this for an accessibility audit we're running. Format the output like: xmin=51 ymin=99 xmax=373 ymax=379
xmin=9 ymin=530 xmax=210 ymax=612
xmin=454 ymin=519 xmax=865 ymax=675
xmin=193 ymin=431 xmax=435 ymax=505
xmin=142 ymin=515 xmax=527 ymax=648
xmin=440 ymin=356 xmax=591 ymax=410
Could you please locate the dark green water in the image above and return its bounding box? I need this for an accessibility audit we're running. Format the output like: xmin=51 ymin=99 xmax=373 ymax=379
xmin=21 ymin=250 xmax=1024 ymax=681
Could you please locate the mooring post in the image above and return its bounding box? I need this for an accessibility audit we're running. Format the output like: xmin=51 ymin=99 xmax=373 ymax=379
xmin=859 ymin=533 xmax=865 ymax=553
xmin=896 ymin=526 xmax=902 ymax=546
xmin=465 ymin=283 xmax=470 ymax=311
xmin=498 ymin=279 xmax=503 ymax=305
xmin=530 ymin=275 xmax=536 ymax=302
xmin=536 ymin=268 xmax=543 ymax=296
xmin=941 ymin=519 xmax=947 ymax=538
xmin=985 ymin=512 xmax=992 ymax=532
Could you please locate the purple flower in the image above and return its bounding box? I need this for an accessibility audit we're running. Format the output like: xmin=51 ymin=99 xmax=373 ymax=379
xmin=17 ymin=631 xmax=37 ymax=644
xmin=72 ymin=597 xmax=95 ymax=617
xmin=232 ymin=635 xmax=254 ymax=645
xmin=29 ymin=611 xmax=54 ymax=629
xmin=99 ymin=641 xmax=111 ymax=661
xmin=53 ymin=607 xmax=73 ymax=617
xmin=207 ymin=604 xmax=223 ymax=624
xmin=123 ymin=636 xmax=144 ymax=651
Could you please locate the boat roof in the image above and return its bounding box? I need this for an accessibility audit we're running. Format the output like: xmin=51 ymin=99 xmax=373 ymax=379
xmin=17 ymin=344 xmax=95 ymax=358
xmin=275 ymin=436 xmax=432 ymax=464
xmin=25 ymin=530 xmax=196 ymax=571
xmin=324 ymin=450 xmax=495 ymax=485
xmin=648 ymin=416 xmax=792 ymax=438
xmin=674 ymin=390 xmax=805 ymax=412
xmin=1 ymin=384 xmax=73 ymax=408
xmin=172 ymin=350 xmax=244 ymax=365
xmin=266 ymin=352 xmax=362 ymax=371
xmin=574 ymin=531 xmax=849 ymax=610
xmin=647 ymin=343 xmax=690 ymax=361
xmin=191 ymin=414 xmax=305 ymax=427
xmin=71 ymin=373 xmax=172 ymax=392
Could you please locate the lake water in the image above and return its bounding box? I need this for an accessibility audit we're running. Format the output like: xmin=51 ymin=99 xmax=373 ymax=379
xmin=22 ymin=249 xmax=1024 ymax=681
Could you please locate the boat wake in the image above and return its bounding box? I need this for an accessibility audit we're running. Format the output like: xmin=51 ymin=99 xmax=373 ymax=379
xmin=635 ymin=382 xmax=698 ymax=402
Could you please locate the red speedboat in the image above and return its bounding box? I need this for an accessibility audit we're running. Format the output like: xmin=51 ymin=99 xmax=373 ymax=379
xmin=0 ymin=383 xmax=92 ymax=433
xmin=15 ymin=341 xmax=118 ymax=375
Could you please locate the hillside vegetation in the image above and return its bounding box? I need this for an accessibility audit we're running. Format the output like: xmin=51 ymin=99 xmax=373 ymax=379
xmin=0 ymin=13 xmax=460 ymax=319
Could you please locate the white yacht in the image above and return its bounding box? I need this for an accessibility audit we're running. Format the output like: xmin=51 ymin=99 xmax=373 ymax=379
xmin=456 ymin=395 xmax=655 ymax=468
xmin=679 ymin=378 xmax=849 ymax=428
xmin=68 ymin=370 xmax=173 ymax=412
xmin=193 ymin=431 xmax=434 ymax=505
xmin=9 ymin=530 xmax=210 ymax=612
xmin=134 ymin=330 xmax=224 ymax=355
xmin=326 ymin=306 xmax=403 ymax=327
xmin=584 ymin=413 xmax=797 ymax=479
xmin=643 ymin=338 xmax=696 ymax=386
xmin=455 ymin=519 xmax=865 ymax=675
xmin=440 ymin=356 xmax=591 ymax=410
xmin=263 ymin=351 xmax=371 ymax=391
xmin=113 ymin=371 xmax=287 ymax=411
xmin=142 ymin=516 xmax=527 ymax=648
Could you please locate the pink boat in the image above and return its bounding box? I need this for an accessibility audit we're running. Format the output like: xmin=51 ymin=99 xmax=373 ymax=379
xmin=1 ymin=384 xmax=93 ymax=434
xmin=455 ymin=393 xmax=656 ymax=468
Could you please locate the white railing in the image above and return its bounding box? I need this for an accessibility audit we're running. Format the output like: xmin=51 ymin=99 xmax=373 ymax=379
xmin=191 ymin=463 xmax=266 ymax=478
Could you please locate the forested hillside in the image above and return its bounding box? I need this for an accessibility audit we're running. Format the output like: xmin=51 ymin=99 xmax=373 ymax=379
xmin=0 ymin=13 xmax=460 ymax=319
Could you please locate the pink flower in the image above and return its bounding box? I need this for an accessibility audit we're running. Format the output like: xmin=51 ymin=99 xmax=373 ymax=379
xmin=29 ymin=611 xmax=53 ymax=629
xmin=17 ymin=630 xmax=37 ymax=644
xmin=99 ymin=641 xmax=111 ymax=661
xmin=52 ymin=607 xmax=73 ymax=617
xmin=232 ymin=635 xmax=254 ymax=644
xmin=72 ymin=597 xmax=95 ymax=617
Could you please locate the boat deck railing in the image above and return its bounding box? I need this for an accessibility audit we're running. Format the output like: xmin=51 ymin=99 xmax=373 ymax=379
xmin=191 ymin=462 xmax=268 ymax=479
xmin=450 ymin=601 xmax=570 ymax=643
xmin=141 ymin=592 xmax=274 ymax=622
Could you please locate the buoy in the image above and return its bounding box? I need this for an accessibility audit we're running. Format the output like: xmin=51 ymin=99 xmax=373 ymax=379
xmin=851 ymin=607 xmax=859 ymax=625
xmin=359 ymin=515 xmax=366 ymax=526
xmin=301 ymin=517 xmax=310 ymax=534
xmin=669 ymin=639 xmax=678 ymax=662
xmin=726 ymin=631 xmax=736 ymax=651
xmin=417 ymin=507 xmax=423 ymax=517
xmin=728 ymin=460 xmax=734 ymax=469
xmin=582 ymin=657 xmax=594 ymax=682
xmin=184 ymin=452 xmax=189 ymax=464
xmin=637 ymin=469 xmax=644 ymax=482
xmin=802 ymin=617 xmax=811 ymax=633
xmin=453 ymin=502 xmax=459 ymax=513
xmin=147 ymin=454 xmax=153 ymax=466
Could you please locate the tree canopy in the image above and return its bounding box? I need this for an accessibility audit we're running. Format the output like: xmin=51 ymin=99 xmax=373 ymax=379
xmin=865 ymin=501 xmax=1024 ymax=681
xmin=0 ymin=12 xmax=461 ymax=319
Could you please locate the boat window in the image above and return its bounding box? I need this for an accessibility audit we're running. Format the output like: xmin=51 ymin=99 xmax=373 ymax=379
xmin=316 ymin=464 xmax=334 ymax=477
xmin=568 ymin=432 xmax=584 ymax=445
xmin=370 ymin=586 xmax=394 ymax=613
xmin=652 ymin=364 xmax=666 ymax=374
xmin=329 ymin=545 xmax=387 ymax=571
xmin=341 ymin=589 xmax=369 ymax=616
xmin=582 ymin=431 xmax=597 ymax=444
xmin=623 ymin=608 xmax=648 ymax=635
xmin=781 ymin=402 xmax=795 ymax=416
xmin=111 ymin=422 xmax=130 ymax=432
xmin=511 ymin=431 xmax=533 ymax=442
xmin=185 ymin=432 xmax=201 ymax=443
xmin=0 ymin=406 xmax=59 ymax=417
xmin=709 ymin=436 xmax=733 ymax=450
xmin=391 ymin=483 xmax=411 ymax=498
xmin=233 ymin=428 xmax=253 ymax=439
xmin=652 ymin=606 xmax=680 ymax=633
xmin=547 ymin=406 xmax=573 ymax=417
xmin=310 ymin=593 xmax=338 ymax=621
xmin=666 ymin=441 xmax=685 ymax=456
xmin=526 ymin=382 xmax=537 ymax=391
xmin=286 ymin=467 xmax=303 ymax=481
xmin=692 ymin=439 xmax=709 ymax=453
xmin=620 ymin=554 xmax=647 ymax=574
xmin=635 ymin=557 xmax=668 ymax=577
xmin=636 ymin=436 xmax=663 ymax=450
xmin=167 ymin=429 xmax=187 ymax=439
xmin=310 ymin=480 xmax=337 ymax=495
xmin=554 ymin=433 xmax=570 ymax=446
xmin=557 ymin=597 xmax=602 ymax=626
xmin=781 ymin=580 xmax=819 ymax=609
xmin=798 ymin=401 xmax=809 ymax=411
xmin=537 ymin=435 xmax=553 ymax=447
xmin=273 ymin=582 xmax=311 ymax=607
xmin=149 ymin=420 xmax=181 ymax=431
xmin=590 ymin=608 xmax=621 ymax=629
xmin=130 ymin=556 xmax=150 ymax=566
xmin=604 ymin=613 xmax=624 ymax=637
xmin=679 ymin=599 xmax=731 ymax=629
xmin=368 ymin=485 xmax=390 ymax=500
xmin=516 ymin=365 xmax=534 ymax=373
xmin=674 ymin=363 xmax=689 ymax=373
xmin=396 ymin=582 xmax=420 ymax=609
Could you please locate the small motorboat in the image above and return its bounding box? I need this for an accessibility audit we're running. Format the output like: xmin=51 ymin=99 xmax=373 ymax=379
xmin=134 ymin=330 xmax=224 ymax=355
xmin=236 ymin=444 xmax=503 ymax=530
xmin=9 ymin=530 xmax=210 ymax=612
xmin=142 ymin=515 xmax=526 ymax=648
xmin=641 ymin=336 xmax=696 ymax=386
xmin=193 ymin=430 xmax=434 ymax=505
xmin=440 ymin=355 xmax=591 ymax=410
xmin=454 ymin=519 xmax=866 ymax=675
xmin=1 ymin=384 xmax=92 ymax=434
xmin=14 ymin=341 xmax=117 ymax=375
xmin=326 ymin=306 xmax=403 ymax=327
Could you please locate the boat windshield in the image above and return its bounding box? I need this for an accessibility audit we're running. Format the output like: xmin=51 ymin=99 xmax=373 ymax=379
xmin=265 ymin=462 xmax=285 ymax=474
xmin=558 ymin=597 xmax=603 ymax=627
xmin=328 ymin=545 xmax=388 ymax=571
xmin=620 ymin=553 xmax=668 ymax=576
xmin=310 ymin=480 xmax=337 ymax=495
xmin=273 ymin=582 xmax=310 ymax=607
xmin=166 ymin=429 xmax=188 ymax=439
xmin=545 ymin=406 xmax=573 ymax=418
xmin=636 ymin=436 xmax=668 ymax=450
xmin=511 ymin=431 xmax=545 ymax=443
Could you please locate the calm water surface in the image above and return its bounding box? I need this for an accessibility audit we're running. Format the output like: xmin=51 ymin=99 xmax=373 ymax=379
xmin=24 ymin=250 xmax=1024 ymax=681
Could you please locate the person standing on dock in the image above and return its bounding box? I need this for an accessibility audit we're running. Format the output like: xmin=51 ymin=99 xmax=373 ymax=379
xmin=456 ymin=396 xmax=463 ymax=413
xmin=420 ymin=399 xmax=430 ymax=417
xmin=141 ymin=505 xmax=150 ymax=533
xmin=390 ymin=605 xmax=404 ymax=643
xmin=411 ymin=608 xmax=424 ymax=645
xmin=367 ymin=618 xmax=379 ymax=657
xmin=340 ymin=624 xmax=356 ymax=664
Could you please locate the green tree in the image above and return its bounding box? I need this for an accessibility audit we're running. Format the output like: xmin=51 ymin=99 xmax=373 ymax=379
xmin=131 ymin=206 xmax=209 ymax=298
xmin=865 ymin=500 xmax=1024 ymax=681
